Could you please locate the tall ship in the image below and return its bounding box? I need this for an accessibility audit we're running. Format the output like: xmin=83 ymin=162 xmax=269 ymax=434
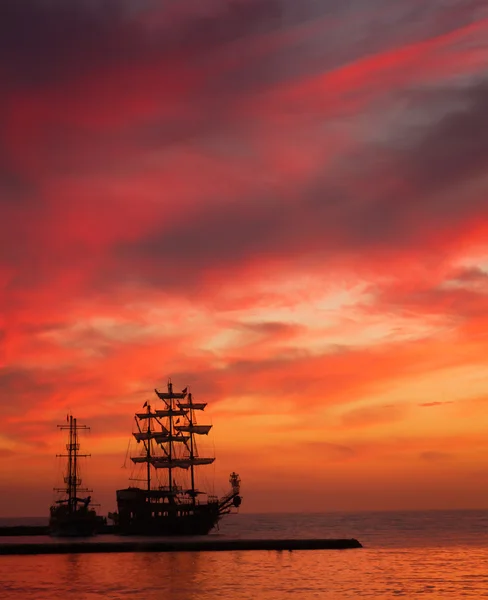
xmin=49 ymin=415 xmax=101 ymax=537
xmin=115 ymin=380 xmax=242 ymax=535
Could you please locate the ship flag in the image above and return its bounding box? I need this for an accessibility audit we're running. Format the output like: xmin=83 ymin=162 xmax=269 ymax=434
xmin=143 ymin=401 xmax=148 ymax=408
xmin=182 ymin=387 xmax=188 ymax=393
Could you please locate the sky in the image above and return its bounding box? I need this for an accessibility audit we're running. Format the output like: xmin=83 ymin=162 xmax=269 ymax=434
xmin=1 ymin=0 xmax=488 ymax=517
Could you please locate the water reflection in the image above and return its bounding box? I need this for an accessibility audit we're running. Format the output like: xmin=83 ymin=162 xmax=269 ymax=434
xmin=1 ymin=512 xmax=488 ymax=599
xmin=0 ymin=546 xmax=487 ymax=600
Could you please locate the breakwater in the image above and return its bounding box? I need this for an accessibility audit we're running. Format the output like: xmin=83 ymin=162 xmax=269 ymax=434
xmin=0 ymin=537 xmax=362 ymax=555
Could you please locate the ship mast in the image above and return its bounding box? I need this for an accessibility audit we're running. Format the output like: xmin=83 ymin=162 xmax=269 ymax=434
xmin=188 ymin=392 xmax=196 ymax=504
xmin=168 ymin=380 xmax=173 ymax=494
xmin=146 ymin=404 xmax=151 ymax=492
xmin=131 ymin=381 xmax=215 ymax=501
xmin=55 ymin=415 xmax=91 ymax=512
xmin=73 ymin=418 xmax=77 ymax=508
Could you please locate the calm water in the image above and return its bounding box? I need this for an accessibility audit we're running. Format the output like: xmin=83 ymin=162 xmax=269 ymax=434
xmin=1 ymin=510 xmax=487 ymax=599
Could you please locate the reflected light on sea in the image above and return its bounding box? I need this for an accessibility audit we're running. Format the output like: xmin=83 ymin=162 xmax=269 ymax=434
xmin=1 ymin=546 xmax=488 ymax=599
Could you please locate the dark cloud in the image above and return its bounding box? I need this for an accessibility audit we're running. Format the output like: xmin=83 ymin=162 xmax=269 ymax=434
xmin=419 ymin=451 xmax=454 ymax=462
xmin=117 ymin=195 xmax=286 ymax=280
xmin=113 ymin=75 xmax=488 ymax=291
xmin=304 ymin=441 xmax=356 ymax=461
xmin=161 ymin=343 xmax=440 ymax=412
xmin=340 ymin=404 xmax=406 ymax=428
xmin=0 ymin=0 xmax=284 ymax=89
xmin=0 ymin=366 xmax=100 ymax=417
xmin=0 ymin=448 xmax=15 ymax=458
xmin=0 ymin=0 xmax=156 ymax=87
xmin=0 ymin=366 xmax=57 ymax=400
xmin=376 ymin=272 xmax=488 ymax=322
xmin=0 ymin=159 xmax=35 ymax=203
xmin=419 ymin=401 xmax=455 ymax=407
xmin=404 ymin=83 xmax=488 ymax=196
xmin=450 ymin=267 xmax=488 ymax=285
xmin=40 ymin=412 xmax=134 ymax=440
xmin=242 ymin=321 xmax=303 ymax=336
xmin=303 ymin=82 xmax=488 ymax=249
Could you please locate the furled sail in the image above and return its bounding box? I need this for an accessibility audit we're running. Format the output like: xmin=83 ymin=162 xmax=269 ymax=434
xmin=133 ymin=431 xmax=168 ymax=442
xmin=152 ymin=457 xmax=215 ymax=469
xmin=155 ymin=388 xmax=187 ymax=400
xmin=156 ymin=433 xmax=190 ymax=443
xmin=174 ymin=424 xmax=212 ymax=435
xmin=131 ymin=456 xmax=153 ymax=464
xmin=191 ymin=457 xmax=215 ymax=466
xmin=135 ymin=412 xmax=160 ymax=420
xmin=154 ymin=408 xmax=188 ymax=418
xmin=152 ymin=458 xmax=190 ymax=469
xmin=177 ymin=402 xmax=207 ymax=410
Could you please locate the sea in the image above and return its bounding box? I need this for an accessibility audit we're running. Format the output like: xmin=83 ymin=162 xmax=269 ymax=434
xmin=0 ymin=510 xmax=487 ymax=599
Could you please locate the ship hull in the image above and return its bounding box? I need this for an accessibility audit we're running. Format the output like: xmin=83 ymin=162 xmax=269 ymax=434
xmin=116 ymin=488 xmax=221 ymax=536
xmin=49 ymin=506 xmax=102 ymax=537
xmin=49 ymin=515 xmax=98 ymax=537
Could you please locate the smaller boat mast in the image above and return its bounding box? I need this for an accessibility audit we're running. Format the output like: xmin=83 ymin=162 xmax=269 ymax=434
xmin=54 ymin=415 xmax=91 ymax=512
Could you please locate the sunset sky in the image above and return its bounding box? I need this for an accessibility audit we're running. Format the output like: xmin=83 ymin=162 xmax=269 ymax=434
xmin=1 ymin=0 xmax=488 ymax=517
